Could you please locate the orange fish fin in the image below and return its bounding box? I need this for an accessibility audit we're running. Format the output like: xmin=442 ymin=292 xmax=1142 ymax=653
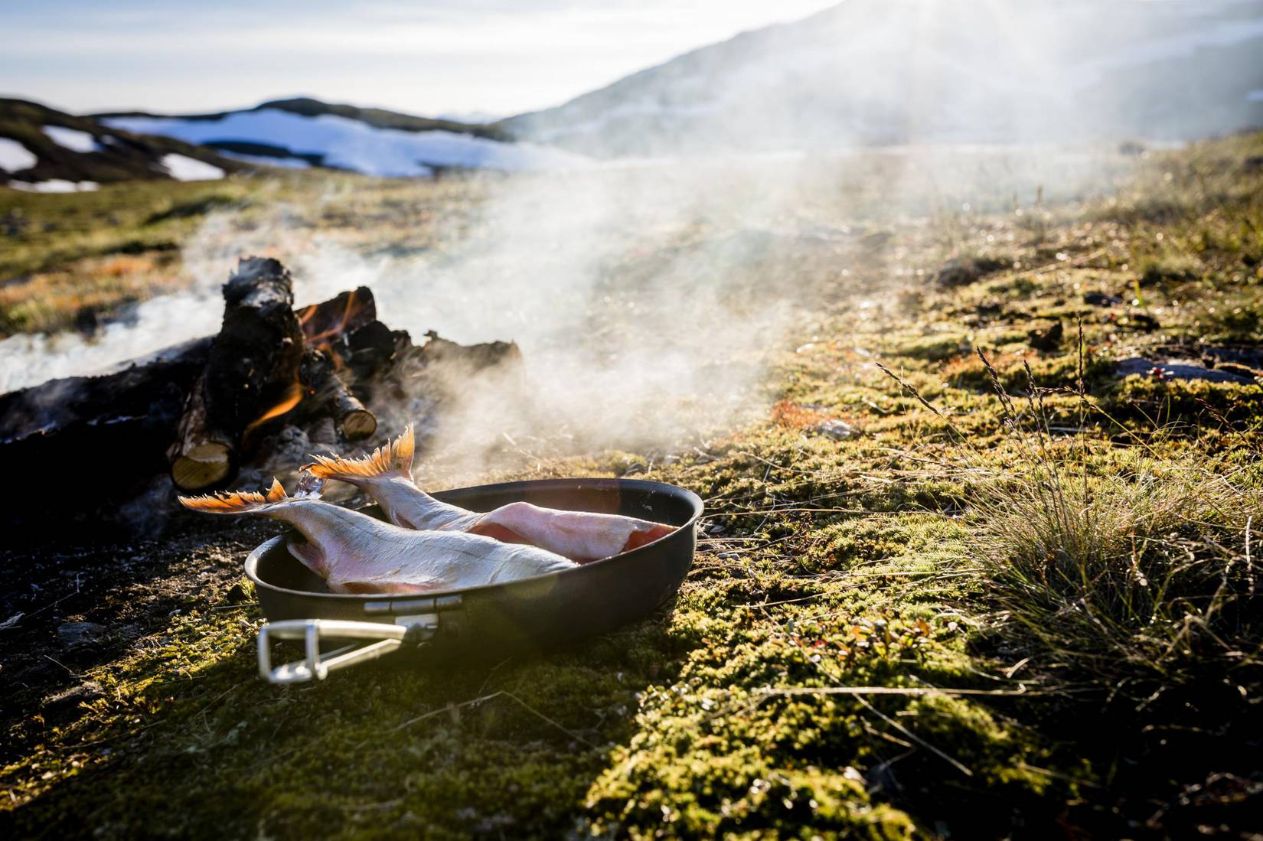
xmin=179 ymin=478 xmax=288 ymax=515
xmin=304 ymin=425 xmax=414 ymax=482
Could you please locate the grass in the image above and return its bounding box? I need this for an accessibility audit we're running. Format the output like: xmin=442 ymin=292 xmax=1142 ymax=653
xmin=972 ymin=434 xmax=1260 ymax=693
xmin=0 ymin=171 xmax=484 ymax=335
xmin=2 ymin=132 xmax=1263 ymax=838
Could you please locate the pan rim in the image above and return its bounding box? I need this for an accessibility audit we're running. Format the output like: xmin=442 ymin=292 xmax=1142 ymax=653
xmin=244 ymin=476 xmax=703 ymax=602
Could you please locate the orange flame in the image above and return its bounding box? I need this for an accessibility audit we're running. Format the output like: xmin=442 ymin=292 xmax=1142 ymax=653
xmin=244 ymin=382 xmax=304 ymax=434
xmin=297 ymin=289 xmax=369 ymax=349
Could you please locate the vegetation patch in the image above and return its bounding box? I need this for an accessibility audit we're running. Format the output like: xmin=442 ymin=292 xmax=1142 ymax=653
xmin=3 ymin=132 xmax=1263 ymax=838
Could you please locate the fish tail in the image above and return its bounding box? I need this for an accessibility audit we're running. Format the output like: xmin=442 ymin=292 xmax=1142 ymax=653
xmin=304 ymin=424 xmax=414 ymax=483
xmin=179 ymin=477 xmax=289 ymax=515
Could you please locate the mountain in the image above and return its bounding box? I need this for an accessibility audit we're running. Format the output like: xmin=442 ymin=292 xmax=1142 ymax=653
xmin=99 ymin=97 xmax=582 ymax=177
xmin=501 ymin=0 xmax=1263 ymax=156
xmin=0 ymin=99 xmax=242 ymax=191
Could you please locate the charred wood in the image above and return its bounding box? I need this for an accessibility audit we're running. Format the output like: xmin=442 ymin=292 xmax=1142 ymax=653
xmin=299 ymin=349 xmax=377 ymax=441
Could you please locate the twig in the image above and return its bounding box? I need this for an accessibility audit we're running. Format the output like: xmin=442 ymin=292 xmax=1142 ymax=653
xmin=874 ymin=362 xmax=946 ymax=419
xmin=392 ymin=690 xmax=598 ymax=748
xmin=1246 ymin=515 xmax=1255 ymax=598
xmin=757 ymin=685 xmax=1039 ymax=699
xmin=853 ymin=693 xmax=974 ymax=777
xmin=501 ymin=690 xmax=599 ymax=748
xmin=43 ymin=654 xmax=80 ymax=677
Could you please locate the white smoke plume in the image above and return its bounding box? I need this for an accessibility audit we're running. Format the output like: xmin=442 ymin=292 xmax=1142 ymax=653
xmin=8 ymin=0 xmax=1248 ymax=472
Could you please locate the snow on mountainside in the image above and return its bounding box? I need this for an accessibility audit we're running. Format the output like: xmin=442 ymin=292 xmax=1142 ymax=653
xmin=0 ymin=98 xmax=241 ymax=188
xmin=101 ymin=98 xmax=583 ymax=176
xmin=502 ymin=0 xmax=1263 ymax=156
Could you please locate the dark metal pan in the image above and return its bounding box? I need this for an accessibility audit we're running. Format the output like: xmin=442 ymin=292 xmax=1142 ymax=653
xmin=246 ymin=478 xmax=703 ymax=683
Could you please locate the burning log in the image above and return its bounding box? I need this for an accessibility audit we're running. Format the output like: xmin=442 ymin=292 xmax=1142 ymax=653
xmin=300 ymin=349 xmax=377 ymax=441
xmin=167 ymin=373 xmax=235 ymax=489
xmin=297 ymin=286 xmax=377 ymax=349
xmin=167 ymin=257 xmax=304 ymax=491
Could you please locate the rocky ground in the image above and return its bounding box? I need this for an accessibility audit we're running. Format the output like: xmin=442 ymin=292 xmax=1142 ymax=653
xmin=1 ymin=134 xmax=1261 ymax=839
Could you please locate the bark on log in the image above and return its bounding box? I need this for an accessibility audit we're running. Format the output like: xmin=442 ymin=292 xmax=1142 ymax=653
xmin=166 ymin=373 xmax=234 ymax=489
xmin=299 ymin=349 xmax=377 ymax=441
xmin=168 ymin=257 xmax=304 ymax=490
xmin=412 ymin=330 xmax=522 ymax=371
xmin=297 ymin=286 xmax=377 ymax=351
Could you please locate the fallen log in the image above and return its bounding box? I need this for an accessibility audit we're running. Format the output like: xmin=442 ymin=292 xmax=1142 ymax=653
xmin=0 ymin=338 xmax=211 ymax=538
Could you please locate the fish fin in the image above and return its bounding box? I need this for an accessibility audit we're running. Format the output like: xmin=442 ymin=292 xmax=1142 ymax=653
xmin=466 ymin=520 xmax=532 ymax=546
xmin=179 ymin=478 xmax=288 ymax=515
xmin=621 ymin=523 xmax=676 ymax=553
xmin=304 ymin=425 xmax=415 ymax=482
xmin=293 ymin=472 xmax=325 ymax=499
xmin=285 ymin=539 xmax=327 ymax=578
xmin=334 ymin=579 xmax=440 ymax=595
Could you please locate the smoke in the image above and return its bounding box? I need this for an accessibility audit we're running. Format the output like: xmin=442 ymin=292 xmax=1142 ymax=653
xmin=0 ymin=145 xmax=1137 ymax=479
xmin=6 ymin=0 xmax=1234 ymax=475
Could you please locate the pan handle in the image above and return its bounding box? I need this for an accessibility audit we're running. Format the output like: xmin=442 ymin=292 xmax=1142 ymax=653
xmin=257 ymin=618 xmax=431 ymax=684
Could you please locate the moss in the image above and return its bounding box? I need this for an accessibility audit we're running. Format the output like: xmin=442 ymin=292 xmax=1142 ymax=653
xmin=1103 ymin=375 xmax=1263 ymax=433
xmin=891 ymin=332 xmax=970 ymax=362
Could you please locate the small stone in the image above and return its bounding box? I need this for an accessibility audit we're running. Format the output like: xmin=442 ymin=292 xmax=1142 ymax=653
xmin=224 ymin=582 xmax=249 ymax=604
xmin=57 ymin=621 xmax=105 ymax=649
xmin=1083 ymin=291 xmax=1123 ymax=307
xmin=1115 ymin=357 xmax=1252 ymax=384
xmin=814 ymin=419 xmax=857 ymax=440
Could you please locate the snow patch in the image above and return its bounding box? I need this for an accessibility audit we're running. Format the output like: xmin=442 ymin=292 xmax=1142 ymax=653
xmin=0 ymin=137 xmax=38 ymax=172
xmin=42 ymin=125 xmax=101 ymax=154
xmin=160 ymin=153 xmax=225 ymax=181
xmin=105 ymin=109 xmax=583 ymax=177
xmin=8 ymin=179 xmax=99 ymax=193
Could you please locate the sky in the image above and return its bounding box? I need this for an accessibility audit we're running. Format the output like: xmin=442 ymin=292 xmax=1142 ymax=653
xmin=0 ymin=0 xmax=838 ymax=119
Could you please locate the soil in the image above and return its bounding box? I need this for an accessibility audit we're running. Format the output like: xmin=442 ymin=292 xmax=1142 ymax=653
xmin=0 ymin=516 xmax=269 ymax=766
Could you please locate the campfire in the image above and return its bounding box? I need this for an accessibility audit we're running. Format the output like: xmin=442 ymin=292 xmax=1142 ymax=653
xmin=0 ymin=257 xmax=521 ymax=539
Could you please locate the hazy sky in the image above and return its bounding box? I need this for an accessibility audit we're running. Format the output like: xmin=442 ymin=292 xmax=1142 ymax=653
xmin=0 ymin=0 xmax=837 ymax=118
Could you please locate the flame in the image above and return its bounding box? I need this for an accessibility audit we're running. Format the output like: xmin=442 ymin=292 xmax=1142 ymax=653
xmin=244 ymin=381 xmax=304 ymax=434
xmin=298 ymin=289 xmax=369 ymax=349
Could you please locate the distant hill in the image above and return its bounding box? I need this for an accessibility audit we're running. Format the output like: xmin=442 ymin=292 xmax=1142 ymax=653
xmin=99 ymin=97 xmax=582 ymax=177
xmin=501 ymin=0 xmax=1263 ymax=156
xmin=0 ymin=99 xmax=243 ymax=191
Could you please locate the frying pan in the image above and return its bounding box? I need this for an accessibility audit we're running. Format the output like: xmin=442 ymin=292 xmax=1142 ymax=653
xmin=246 ymin=478 xmax=703 ymax=683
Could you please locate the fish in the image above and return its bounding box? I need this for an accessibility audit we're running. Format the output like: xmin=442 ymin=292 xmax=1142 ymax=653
xmin=304 ymin=426 xmax=676 ymax=562
xmin=178 ymin=479 xmax=576 ymax=594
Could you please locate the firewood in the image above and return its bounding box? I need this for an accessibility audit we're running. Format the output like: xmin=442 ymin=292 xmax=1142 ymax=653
xmin=167 ymin=257 xmax=304 ymax=490
xmin=167 ymin=373 xmax=234 ymax=489
xmin=0 ymin=257 xmax=520 ymax=537
xmin=296 ymin=286 xmax=377 ymax=352
xmin=300 ymin=349 xmax=377 ymax=441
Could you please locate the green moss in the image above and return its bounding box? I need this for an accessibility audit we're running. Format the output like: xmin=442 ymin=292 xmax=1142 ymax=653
xmin=891 ymin=332 xmax=970 ymax=362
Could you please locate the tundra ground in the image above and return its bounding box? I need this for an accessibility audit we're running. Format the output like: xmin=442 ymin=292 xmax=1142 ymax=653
xmin=1 ymin=135 xmax=1261 ymax=839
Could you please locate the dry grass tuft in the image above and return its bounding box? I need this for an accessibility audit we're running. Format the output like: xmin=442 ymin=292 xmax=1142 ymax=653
xmin=973 ymin=448 xmax=1261 ymax=697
